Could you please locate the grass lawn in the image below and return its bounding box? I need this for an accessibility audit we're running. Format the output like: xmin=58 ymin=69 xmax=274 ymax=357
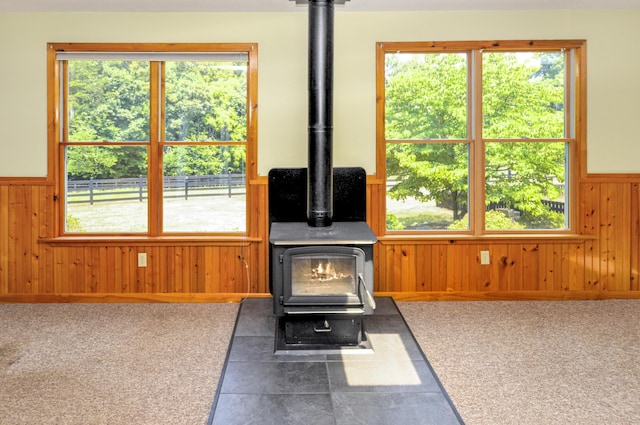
xmin=67 ymin=194 xmax=452 ymax=233
xmin=387 ymin=197 xmax=454 ymax=230
xmin=66 ymin=195 xmax=247 ymax=233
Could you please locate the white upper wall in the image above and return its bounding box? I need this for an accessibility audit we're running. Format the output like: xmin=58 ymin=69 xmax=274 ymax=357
xmin=0 ymin=10 xmax=638 ymax=177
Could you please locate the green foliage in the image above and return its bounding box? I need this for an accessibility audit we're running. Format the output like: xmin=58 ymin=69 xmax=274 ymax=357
xmin=385 ymin=51 xmax=568 ymax=230
xmin=448 ymin=210 xmax=526 ymax=230
xmin=68 ymin=60 xmax=150 ymax=142
xmin=66 ymin=214 xmax=84 ymax=232
xmin=482 ymin=52 xmax=564 ymax=139
xmin=165 ymin=61 xmax=247 ymax=142
xmin=385 ymin=53 xmax=467 ymax=140
xmin=386 ymin=214 xmax=403 ymax=230
xmin=485 ymin=141 xmax=565 ymax=229
xmin=387 ymin=142 xmax=469 ymax=220
xmin=163 ymin=145 xmax=246 ymax=176
xmin=65 ymin=59 xmax=248 ymax=180
xmin=66 ymin=146 xmax=147 ymax=180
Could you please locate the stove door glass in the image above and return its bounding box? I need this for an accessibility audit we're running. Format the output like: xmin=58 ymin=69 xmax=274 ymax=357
xmin=283 ymin=246 xmax=365 ymax=303
xmin=291 ymin=254 xmax=357 ymax=296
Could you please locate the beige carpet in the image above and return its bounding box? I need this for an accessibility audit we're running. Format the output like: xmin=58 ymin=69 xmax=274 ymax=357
xmin=0 ymin=303 xmax=238 ymax=425
xmin=2 ymin=300 xmax=639 ymax=424
xmin=398 ymin=300 xmax=640 ymax=425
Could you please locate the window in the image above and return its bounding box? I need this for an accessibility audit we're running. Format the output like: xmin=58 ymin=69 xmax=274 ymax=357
xmin=48 ymin=44 xmax=257 ymax=235
xmin=377 ymin=40 xmax=584 ymax=234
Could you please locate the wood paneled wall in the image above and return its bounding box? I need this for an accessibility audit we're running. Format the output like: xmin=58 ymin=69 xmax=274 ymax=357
xmin=0 ymin=180 xmax=270 ymax=302
xmin=372 ymin=179 xmax=640 ymax=300
xmin=1 ymin=177 xmax=639 ymax=302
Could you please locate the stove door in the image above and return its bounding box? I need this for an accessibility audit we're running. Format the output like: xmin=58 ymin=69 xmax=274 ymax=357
xmin=282 ymin=246 xmax=365 ymax=312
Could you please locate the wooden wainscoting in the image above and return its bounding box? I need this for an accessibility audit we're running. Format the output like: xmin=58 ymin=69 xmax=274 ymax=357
xmin=0 ymin=182 xmax=53 ymax=296
xmin=373 ymin=179 xmax=640 ymax=300
xmin=0 ymin=178 xmax=270 ymax=302
xmin=1 ymin=177 xmax=639 ymax=302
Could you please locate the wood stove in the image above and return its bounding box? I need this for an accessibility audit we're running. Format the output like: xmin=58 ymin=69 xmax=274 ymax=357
xmin=270 ymin=222 xmax=376 ymax=317
xmin=269 ymin=170 xmax=376 ymax=347
xmin=270 ymin=225 xmax=376 ymax=347
xmin=269 ymin=0 xmax=374 ymax=348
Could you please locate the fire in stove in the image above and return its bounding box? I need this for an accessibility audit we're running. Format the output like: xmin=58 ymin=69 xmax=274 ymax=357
xmin=291 ymin=255 xmax=356 ymax=296
xmin=312 ymin=261 xmax=344 ymax=281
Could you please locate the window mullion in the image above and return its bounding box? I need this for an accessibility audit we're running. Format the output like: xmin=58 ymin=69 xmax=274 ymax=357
xmin=59 ymin=60 xmax=69 ymax=235
xmin=148 ymin=61 xmax=162 ymax=236
xmin=471 ymin=49 xmax=485 ymax=235
xmin=376 ymin=45 xmax=388 ymax=235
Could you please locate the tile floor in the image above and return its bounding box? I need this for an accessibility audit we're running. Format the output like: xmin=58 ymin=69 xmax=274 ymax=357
xmin=208 ymin=298 xmax=464 ymax=425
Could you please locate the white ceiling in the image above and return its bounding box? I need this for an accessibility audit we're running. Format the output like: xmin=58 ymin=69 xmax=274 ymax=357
xmin=1 ymin=0 xmax=639 ymax=13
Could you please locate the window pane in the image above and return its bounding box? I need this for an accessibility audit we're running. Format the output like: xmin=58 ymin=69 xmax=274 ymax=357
xmin=386 ymin=143 xmax=469 ymax=230
xmin=163 ymin=145 xmax=246 ymax=232
xmin=485 ymin=142 xmax=566 ymax=230
xmin=67 ymin=61 xmax=150 ymax=142
xmin=65 ymin=146 xmax=148 ymax=233
xmin=482 ymin=51 xmax=565 ymax=139
xmin=165 ymin=61 xmax=248 ymax=142
xmin=385 ymin=53 xmax=467 ymax=140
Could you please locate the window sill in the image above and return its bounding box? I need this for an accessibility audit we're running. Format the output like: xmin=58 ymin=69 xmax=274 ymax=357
xmin=40 ymin=235 xmax=262 ymax=247
xmin=378 ymin=233 xmax=596 ymax=245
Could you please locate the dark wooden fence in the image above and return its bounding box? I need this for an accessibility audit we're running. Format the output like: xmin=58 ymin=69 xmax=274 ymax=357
xmin=487 ymin=200 xmax=565 ymax=215
xmin=67 ymin=173 xmax=246 ymax=204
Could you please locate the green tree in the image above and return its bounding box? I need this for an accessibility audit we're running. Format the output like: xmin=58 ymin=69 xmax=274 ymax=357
xmin=66 ymin=60 xmax=150 ymax=181
xmin=162 ymin=145 xmax=246 ymax=176
xmin=386 ymin=53 xmax=469 ymax=221
xmin=66 ymin=59 xmax=248 ymax=179
xmin=66 ymin=146 xmax=147 ymax=180
xmin=482 ymin=52 xmax=565 ymax=229
xmin=388 ymin=142 xmax=469 ymax=221
xmin=68 ymin=60 xmax=150 ymax=142
xmin=385 ymin=51 xmax=566 ymax=230
xmin=165 ymin=61 xmax=247 ymax=144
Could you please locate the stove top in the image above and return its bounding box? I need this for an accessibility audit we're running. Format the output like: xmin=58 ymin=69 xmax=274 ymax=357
xmin=270 ymin=221 xmax=377 ymax=246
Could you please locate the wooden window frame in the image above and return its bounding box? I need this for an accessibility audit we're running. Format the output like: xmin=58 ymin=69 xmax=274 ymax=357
xmin=376 ymin=40 xmax=587 ymax=238
xmin=46 ymin=42 xmax=258 ymax=241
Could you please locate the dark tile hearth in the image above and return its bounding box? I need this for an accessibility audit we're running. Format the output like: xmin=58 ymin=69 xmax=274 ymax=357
xmin=208 ymin=298 xmax=464 ymax=425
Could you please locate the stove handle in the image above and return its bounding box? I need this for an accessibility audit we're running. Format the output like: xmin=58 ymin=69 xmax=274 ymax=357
xmin=358 ymin=273 xmax=376 ymax=310
xmin=314 ymin=320 xmax=332 ymax=333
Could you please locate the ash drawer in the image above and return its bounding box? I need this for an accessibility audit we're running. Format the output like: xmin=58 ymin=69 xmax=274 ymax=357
xmin=283 ymin=314 xmax=362 ymax=345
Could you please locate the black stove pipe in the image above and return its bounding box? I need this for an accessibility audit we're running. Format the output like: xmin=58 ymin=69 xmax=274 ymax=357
xmin=307 ymin=0 xmax=334 ymax=227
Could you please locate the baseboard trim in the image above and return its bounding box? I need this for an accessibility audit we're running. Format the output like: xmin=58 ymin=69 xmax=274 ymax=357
xmin=377 ymin=291 xmax=640 ymax=302
xmin=0 ymin=293 xmax=272 ymax=303
xmin=2 ymin=291 xmax=640 ymax=303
